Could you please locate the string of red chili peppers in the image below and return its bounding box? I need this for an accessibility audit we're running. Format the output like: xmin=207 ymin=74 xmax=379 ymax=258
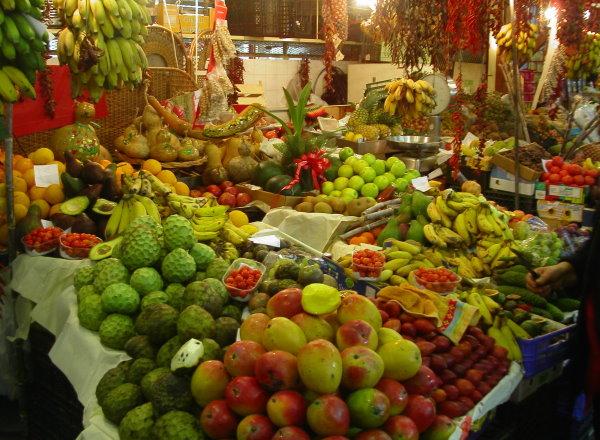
xmin=448 ymin=74 xmax=466 ymax=180
xmin=321 ymin=23 xmax=336 ymax=92
xmin=555 ymin=0 xmax=584 ymax=48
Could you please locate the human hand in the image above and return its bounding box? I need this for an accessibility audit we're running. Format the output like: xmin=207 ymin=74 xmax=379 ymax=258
xmin=525 ymin=262 xmax=576 ymax=296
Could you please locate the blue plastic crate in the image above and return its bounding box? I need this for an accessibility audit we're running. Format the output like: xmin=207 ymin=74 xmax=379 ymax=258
xmin=518 ymin=324 xmax=575 ymax=378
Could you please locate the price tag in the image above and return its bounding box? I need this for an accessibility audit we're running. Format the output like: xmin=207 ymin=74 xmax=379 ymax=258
xmin=462 ymin=132 xmax=479 ymax=146
xmin=250 ymin=235 xmax=280 ymax=248
xmin=428 ymin=168 xmax=443 ymax=179
xmin=34 ymin=164 xmax=60 ymax=187
xmin=411 ymin=176 xmax=431 ymax=192
xmin=41 ymin=219 xmax=53 ymax=228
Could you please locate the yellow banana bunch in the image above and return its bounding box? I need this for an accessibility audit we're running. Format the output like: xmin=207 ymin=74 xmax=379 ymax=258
xmin=487 ymin=316 xmax=522 ymax=361
xmin=565 ymin=33 xmax=600 ymax=80
xmin=495 ymin=22 xmax=539 ymax=64
xmin=384 ymin=78 xmax=436 ymax=120
xmin=56 ymin=0 xmax=150 ymax=101
xmin=104 ymin=194 xmax=159 ymax=239
xmin=220 ymin=221 xmax=251 ymax=246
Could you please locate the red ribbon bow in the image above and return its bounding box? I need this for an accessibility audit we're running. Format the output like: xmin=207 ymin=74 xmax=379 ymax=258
xmin=281 ymin=149 xmax=331 ymax=193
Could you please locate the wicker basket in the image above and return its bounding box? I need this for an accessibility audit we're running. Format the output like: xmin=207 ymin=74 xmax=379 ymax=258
xmin=114 ymin=150 xmax=208 ymax=169
xmin=11 ymin=67 xmax=198 ymax=156
xmin=142 ymin=25 xmax=194 ymax=77
xmin=188 ymin=30 xmax=212 ymax=86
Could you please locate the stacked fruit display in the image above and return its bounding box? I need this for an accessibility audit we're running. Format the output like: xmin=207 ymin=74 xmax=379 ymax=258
xmin=565 ymin=32 xmax=600 ymax=80
xmin=55 ymin=0 xmax=150 ymax=100
xmin=191 ymin=180 xmax=252 ymax=208
xmin=374 ymin=297 xmax=512 ymax=418
xmin=384 ymin=78 xmax=437 ymax=120
xmin=322 ymin=148 xmax=419 ymax=203
xmin=540 ymin=155 xmax=598 ymax=187
xmin=0 ymin=0 xmax=48 ymax=104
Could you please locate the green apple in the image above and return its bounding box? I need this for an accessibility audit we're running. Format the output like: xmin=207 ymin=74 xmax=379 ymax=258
xmin=390 ymin=160 xmax=407 ymax=177
xmin=372 ymin=159 xmax=386 ymax=176
xmin=352 ymin=159 xmax=369 ymax=175
xmin=394 ymin=177 xmax=410 ymax=192
xmin=384 ymin=172 xmax=396 ymax=183
xmin=334 ymin=177 xmax=349 ymax=191
xmin=373 ymin=175 xmax=390 ymax=191
xmin=341 ymin=188 xmax=359 ymax=200
xmin=386 ymin=156 xmax=401 ymax=170
xmin=338 ymin=164 xmax=354 ymax=178
xmin=339 ymin=147 xmax=355 ymax=162
xmin=361 ymin=183 xmax=379 ymax=198
xmin=362 ymin=153 xmax=377 ymax=165
xmin=330 ymin=190 xmax=342 ymax=197
xmin=359 ymin=167 xmax=377 ymax=183
xmin=406 ymin=169 xmax=421 ymax=178
xmin=348 ymin=175 xmax=365 ymax=191
xmin=321 ymin=181 xmax=335 ymax=195
xmin=345 ymin=156 xmax=358 ymax=167
xmin=342 ymin=196 xmax=355 ymax=205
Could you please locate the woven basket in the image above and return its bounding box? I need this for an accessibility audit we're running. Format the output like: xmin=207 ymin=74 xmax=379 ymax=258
xmin=188 ymin=30 xmax=212 ymax=86
xmin=142 ymin=24 xmax=194 ymax=77
xmin=12 ymin=67 xmax=198 ymax=156
xmin=114 ymin=150 xmax=208 ymax=169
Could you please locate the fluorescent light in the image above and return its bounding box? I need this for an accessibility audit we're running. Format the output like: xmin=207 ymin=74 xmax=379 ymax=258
xmin=544 ymin=6 xmax=557 ymax=21
xmin=354 ymin=0 xmax=377 ymax=9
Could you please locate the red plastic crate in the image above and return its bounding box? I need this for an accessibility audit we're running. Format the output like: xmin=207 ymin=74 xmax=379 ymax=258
xmin=517 ymin=324 xmax=575 ymax=378
xmin=520 ymin=69 xmax=535 ymax=81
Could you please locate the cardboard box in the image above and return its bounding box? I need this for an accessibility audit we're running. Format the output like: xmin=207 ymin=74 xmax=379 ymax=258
xmin=535 ymin=181 xmax=588 ymax=204
xmin=489 ymin=165 xmax=537 ymax=196
xmin=156 ymin=4 xmax=180 ymax=31
xmin=510 ymin=363 xmax=565 ymax=403
xmin=537 ymin=200 xmax=584 ymax=224
xmin=179 ymin=14 xmax=211 ymax=33
xmin=236 ymin=183 xmax=304 ymax=209
xmin=491 ymin=153 xmax=543 ymax=181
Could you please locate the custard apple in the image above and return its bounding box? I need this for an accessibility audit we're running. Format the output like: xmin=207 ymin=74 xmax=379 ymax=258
xmin=78 ymin=294 xmax=107 ymax=331
xmin=130 ymin=267 xmax=164 ymax=296
xmin=181 ymin=281 xmax=223 ymax=317
xmin=203 ymin=278 xmax=229 ymax=305
xmin=127 ymin=215 xmax=162 ymax=237
xmin=99 ymin=314 xmax=136 ymax=350
xmin=163 ymin=215 xmax=195 ymax=251
xmin=149 ymin=372 xmax=194 ymax=415
xmin=134 ymin=303 xmax=179 ymax=345
xmin=96 ymin=360 xmax=132 ymax=406
xmin=76 ymin=284 xmax=97 ymax=304
xmin=155 ymin=337 xmax=182 ymax=368
xmin=94 ymin=259 xmax=130 ymax=295
xmin=74 ymin=266 xmax=95 ymax=291
xmin=165 ymin=283 xmax=185 ymax=310
xmin=124 ymin=335 xmax=157 ymax=360
xmin=177 ymin=305 xmax=214 ymax=342
xmin=101 ymin=283 xmax=140 ymax=314
xmin=141 ymin=291 xmax=170 ymax=309
xmin=93 ymin=257 xmax=123 ymax=276
xmin=120 ymin=224 xmax=162 ymax=271
xmin=194 ymin=271 xmax=207 ymax=281
xmin=100 ymin=383 xmax=144 ymax=424
xmin=152 ymin=410 xmax=203 ymax=440
xmin=118 ymin=402 xmax=155 ymax=440
xmin=205 ymin=258 xmax=229 ymax=280
xmin=200 ymin=338 xmax=221 ymax=361
xmin=221 ymin=304 xmax=243 ymax=323
xmin=161 ymin=248 xmax=196 ymax=283
xmin=126 ymin=358 xmax=157 ymax=384
xmin=189 ymin=243 xmax=216 ymax=270
xmin=212 ymin=317 xmax=239 ymax=347
xmin=141 ymin=367 xmax=170 ymax=400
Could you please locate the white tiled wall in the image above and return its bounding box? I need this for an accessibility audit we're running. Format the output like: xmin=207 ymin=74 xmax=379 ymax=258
xmin=242 ymin=59 xmax=355 ymax=114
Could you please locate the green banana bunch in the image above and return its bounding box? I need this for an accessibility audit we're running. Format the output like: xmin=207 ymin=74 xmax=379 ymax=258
xmin=220 ymin=221 xmax=251 ymax=246
xmin=467 ymin=291 xmax=493 ymax=325
xmin=565 ymin=33 xmax=600 ymax=80
xmin=495 ymin=22 xmax=538 ymax=64
xmin=55 ymin=0 xmax=149 ymax=101
xmin=487 ymin=316 xmax=521 ymax=361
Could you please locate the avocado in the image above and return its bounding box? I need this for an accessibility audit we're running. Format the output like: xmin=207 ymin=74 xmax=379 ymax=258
xmin=93 ymin=198 xmax=118 ymax=216
xmin=60 ymin=172 xmax=87 ymax=198
xmin=61 ymin=196 xmax=91 ymax=215
xmin=80 ymin=161 xmax=105 ymax=185
xmin=90 ymin=236 xmax=124 ymax=260
xmin=521 ymin=319 xmax=542 ymax=337
xmin=71 ymin=213 xmax=97 ymax=235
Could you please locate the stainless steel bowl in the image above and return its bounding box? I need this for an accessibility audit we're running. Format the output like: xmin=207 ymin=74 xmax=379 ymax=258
xmin=387 ymin=136 xmax=442 ymax=158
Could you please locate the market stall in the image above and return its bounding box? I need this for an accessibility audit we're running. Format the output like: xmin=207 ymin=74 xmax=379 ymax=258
xmin=1 ymin=0 xmax=599 ymax=438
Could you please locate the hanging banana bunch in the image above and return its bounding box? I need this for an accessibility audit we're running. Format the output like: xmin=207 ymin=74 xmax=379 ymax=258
xmin=495 ymin=22 xmax=539 ymax=65
xmin=0 ymin=0 xmax=49 ymax=104
xmin=383 ymin=78 xmax=436 ymax=120
xmin=564 ymin=32 xmax=600 ymax=80
xmin=55 ymin=0 xmax=151 ymax=102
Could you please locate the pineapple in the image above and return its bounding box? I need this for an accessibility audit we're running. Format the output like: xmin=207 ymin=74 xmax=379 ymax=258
xmin=376 ymin=124 xmax=391 ymax=138
xmin=349 ymin=91 xmax=384 ymax=129
xmin=390 ymin=124 xmax=403 ymax=136
xmin=356 ymin=124 xmax=380 ymax=141
xmin=348 ymin=106 xmax=370 ymax=129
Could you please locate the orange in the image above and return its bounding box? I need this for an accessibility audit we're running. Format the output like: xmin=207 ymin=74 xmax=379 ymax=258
xmin=14 ymin=203 xmax=27 ymax=221
xmin=0 ymin=224 xmax=7 ymax=246
xmin=23 ymin=168 xmax=35 ymax=188
xmin=30 ymin=147 xmax=54 ymax=165
xmin=371 ymin=225 xmax=385 ymax=237
xmin=31 ymin=199 xmax=50 ymax=218
xmin=349 ymin=236 xmax=369 ymax=245
xmin=142 ymin=159 xmax=162 ymax=175
xmin=49 ymin=203 xmax=62 ymax=217
xmin=98 ymin=159 xmax=112 ymax=168
xmin=157 ymin=170 xmax=177 ymax=185
xmin=29 ymin=186 xmax=47 ymax=201
xmin=14 ymin=191 xmax=30 ymax=208
xmin=360 ymin=231 xmax=376 ymax=244
xmin=14 ymin=157 xmax=34 ymax=173
xmin=0 ymin=168 xmax=5 ymax=182
xmin=174 ymin=181 xmax=190 ymax=196
xmin=117 ymin=162 xmax=134 ymax=175
xmin=44 ymin=184 xmax=65 ymax=205
xmin=12 ymin=154 xmax=24 ymax=163
xmin=14 ymin=177 xmax=27 ymax=193
xmin=47 ymin=160 xmax=66 ymax=174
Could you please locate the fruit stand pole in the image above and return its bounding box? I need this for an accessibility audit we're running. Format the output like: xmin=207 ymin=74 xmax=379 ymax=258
xmin=4 ymin=103 xmax=16 ymax=264
xmin=510 ymin=0 xmax=523 ymax=210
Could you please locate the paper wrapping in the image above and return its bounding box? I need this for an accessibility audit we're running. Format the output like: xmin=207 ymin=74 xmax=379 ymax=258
xmin=261 ymin=209 xmax=358 ymax=253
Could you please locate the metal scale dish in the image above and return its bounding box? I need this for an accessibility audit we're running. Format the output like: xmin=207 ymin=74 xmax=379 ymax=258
xmin=387 ymin=135 xmax=442 ymax=172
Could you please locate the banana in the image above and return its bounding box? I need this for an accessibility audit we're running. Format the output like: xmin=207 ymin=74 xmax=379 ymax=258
xmin=116 ymin=198 xmax=132 ymax=235
xmin=467 ymin=291 xmax=493 ymax=326
xmin=395 ymin=263 xmax=423 ymax=277
xmin=221 ymin=225 xmax=246 ymax=246
xmin=488 ymin=316 xmax=515 ymax=359
xmin=500 ymin=317 xmax=522 ymax=361
xmin=385 ymin=251 xmax=413 ymax=260
xmin=380 ymin=269 xmax=393 ymax=282
xmin=435 ymin=225 xmax=464 ymax=246
xmin=483 ymin=241 xmax=502 ymax=265
xmin=426 ymin=200 xmax=442 ymax=223
xmin=423 ymin=224 xmax=447 ymax=248
xmin=194 ymin=231 xmax=219 ymax=241
xmin=134 ymin=194 xmax=161 ymax=223
xmin=2 ymin=66 xmax=35 ymax=99
xmin=435 ymin=196 xmax=458 ymax=218
xmin=0 ymin=69 xmax=18 ymax=102
xmin=192 ymin=215 xmax=228 ymax=232
xmin=476 ymin=206 xmax=495 ymax=234
xmin=383 ymin=258 xmax=411 ymax=272
xmin=505 ymin=317 xmax=531 ymax=339
xmin=464 ymin=207 xmax=478 ymax=234
xmin=452 ymin=212 xmax=471 ymax=244
xmin=195 ymin=205 xmax=230 ymax=217
xmin=423 ymin=249 xmax=444 ymax=267
xmin=129 ymin=197 xmax=147 ymax=220
xmin=480 ymin=294 xmax=501 ymax=314
xmin=389 ymin=275 xmax=407 ymax=285
xmin=470 ymin=256 xmax=484 ymax=275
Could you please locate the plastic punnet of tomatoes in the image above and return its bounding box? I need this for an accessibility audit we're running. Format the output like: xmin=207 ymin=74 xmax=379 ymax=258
xmin=59 ymin=232 xmax=102 ymax=260
xmin=223 ymin=258 xmax=266 ymax=302
xmin=411 ymin=266 xmax=461 ymax=295
xmin=351 ymin=248 xmax=385 ymax=281
xmin=22 ymin=226 xmax=63 ymax=256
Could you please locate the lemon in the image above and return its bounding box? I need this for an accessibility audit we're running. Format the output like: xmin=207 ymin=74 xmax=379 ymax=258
xmin=301 ymin=283 xmax=341 ymax=315
xmin=228 ymin=210 xmax=249 ymax=227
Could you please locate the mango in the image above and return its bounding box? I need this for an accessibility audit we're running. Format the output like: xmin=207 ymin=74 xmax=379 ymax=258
xmin=291 ymin=312 xmax=335 ymax=342
xmin=239 ymin=313 xmax=270 ymax=344
xmin=297 ymin=339 xmax=342 ymax=394
xmin=190 ymin=360 xmax=230 ymax=407
xmin=337 ymin=294 xmax=382 ymax=330
xmin=262 ymin=317 xmax=307 ymax=355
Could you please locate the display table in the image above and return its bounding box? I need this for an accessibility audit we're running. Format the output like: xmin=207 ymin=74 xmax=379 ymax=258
xmin=10 ymin=255 xmax=124 ymax=439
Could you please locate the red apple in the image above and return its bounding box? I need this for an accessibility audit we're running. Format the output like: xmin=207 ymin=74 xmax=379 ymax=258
xmin=200 ymin=399 xmax=239 ymax=439
xmin=375 ymin=379 xmax=408 ymax=416
xmin=220 ymin=180 xmax=234 ymax=190
xmin=237 ymin=192 xmax=252 ymax=206
xmin=224 ymin=341 xmax=266 ymax=377
xmin=236 ymin=414 xmax=275 ymax=440
xmin=403 ymin=395 xmax=436 ymax=432
xmin=421 ymin=415 xmax=456 ymax=440
xmin=224 ymin=186 xmax=239 ymax=196
xmin=218 ymin=192 xmax=237 ymax=207
xmin=355 ymin=429 xmax=393 ymax=440
xmin=225 ymin=376 xmax=270 ymax=416
xmin=206 ymin=184 xmax=222 ymax=197
xmin=266 ymin=390 xmax=307 ymax=427
xmin=383 ymin=415 xmax=419 ymax=440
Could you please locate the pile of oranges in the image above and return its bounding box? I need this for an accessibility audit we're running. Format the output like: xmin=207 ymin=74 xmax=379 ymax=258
xmin=347 ymin=225 xmax=385 ymax=246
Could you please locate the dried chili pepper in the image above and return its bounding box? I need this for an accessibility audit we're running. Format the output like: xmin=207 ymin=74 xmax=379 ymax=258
xmin=449 ymin=74 xmax=466 ymax=179
xmin=555 ymin=0 xmax=585 ymax=48
xmin=299 ymin=57 xmax=310 ymax=89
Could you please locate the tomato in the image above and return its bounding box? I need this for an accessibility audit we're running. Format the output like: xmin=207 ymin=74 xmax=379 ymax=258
xmin=584 ymin=175 xmax=596 ymax=186
xmin=561 ymin=175 xmax=574 ymax=185
xmin=573 ymin=175 xmax=585 ymax=185
xmin=264 ymin=130 xmax=278 ymax=139
xmin=568 ymin=164 xmax=583 ymax=176
xmin=585 ymin=169 xmax=599 ymax=178
xmin=551 ymin=156 xmax=564 ymax=167
xmin=548 ymin=174 xmax=561 ymax=183
xmin=549 ymin=166 xmax=561 ymax=174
